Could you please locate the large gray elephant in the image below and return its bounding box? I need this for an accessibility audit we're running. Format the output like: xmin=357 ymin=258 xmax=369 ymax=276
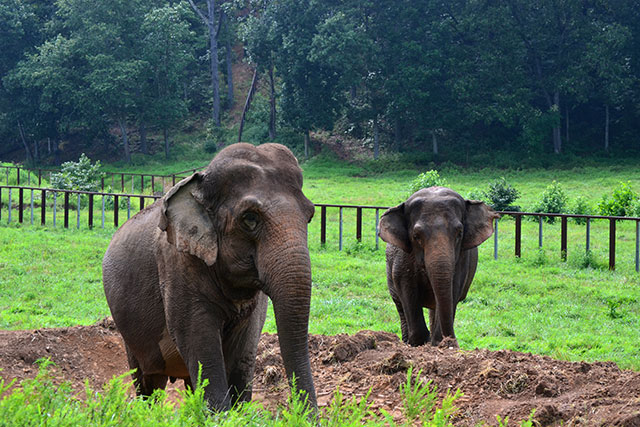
xmin=102 ymin=143 xmax=316 ymax=410
xmin=378 ymin=186 xmax=498 ymax=348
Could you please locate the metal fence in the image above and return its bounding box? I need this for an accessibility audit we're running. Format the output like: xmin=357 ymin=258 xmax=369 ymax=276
xmin=0 ymin=164 xmax=206 ymax=194
xmin=2 ymin=187 xmax=639 ymax=272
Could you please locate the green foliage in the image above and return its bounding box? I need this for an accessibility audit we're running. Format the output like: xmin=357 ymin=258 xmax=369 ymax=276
xmin=485 ymin=178 xmax=521 ymax=212
xmin=530 ymin=181 xmax=568 ymax=223
xmin=569 ymin=196 xmax=593 ymax=224
xmin=598 ymin=181 xmax=638 ymax=217
xmin=409 ymin=170 xmax=448 ymax=194
xmin=50 ymin=153 xmax=104 ymax=192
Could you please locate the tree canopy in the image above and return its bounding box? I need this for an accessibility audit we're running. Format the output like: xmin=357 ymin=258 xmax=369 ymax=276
xmin=1 ymin=0 xmax=639 ymax=164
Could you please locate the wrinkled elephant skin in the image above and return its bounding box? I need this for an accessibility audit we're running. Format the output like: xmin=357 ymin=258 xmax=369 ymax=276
xmin=102 ymin=143 xmax=317 ymax=410
xmin=378 ymin=186 xmax=499 ymax=347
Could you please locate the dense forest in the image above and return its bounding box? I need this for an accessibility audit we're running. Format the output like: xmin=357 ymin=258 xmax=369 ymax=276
xmin=1 ymin=0 xmax=640 ymax=165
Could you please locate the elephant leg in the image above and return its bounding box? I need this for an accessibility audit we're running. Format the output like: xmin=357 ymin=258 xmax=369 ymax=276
xmin=126 ymin=345 xmax=168 ymax=397
xmin=392 ymin=296 xmax=410 ymax=343
xmin=402 ymin=297 xmax=429 ymax=346
xmin=224 ymin=293 xmax=268 ymax=405
xmin=428 ymin=309 xmax=442 ymax=345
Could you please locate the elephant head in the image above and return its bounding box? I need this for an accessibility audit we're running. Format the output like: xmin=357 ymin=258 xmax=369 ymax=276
xmin=378 ymin=186 xmax=498 ymax=346
xmin=156 ymin=143 xmax=316 ymax=406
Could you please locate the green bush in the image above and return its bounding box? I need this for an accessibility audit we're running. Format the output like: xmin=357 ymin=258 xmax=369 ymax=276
xmin=50 ymin=154 xmax=104 ymax=192
xmin=598 ymin=181 xmax=638 ymax=217
xmin=530 ymin=181 xmax=567 ymax=223
xmin=569 ymin=196 xmax=592 ymax=224
xmin=485 ymin=177 xmax=520 ymax=211
xmin=409 ymin=170 xmax=447 ymax=194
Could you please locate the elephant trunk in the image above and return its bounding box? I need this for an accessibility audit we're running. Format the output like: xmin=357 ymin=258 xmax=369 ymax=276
xmin=259 ymin=233 xmax=317 ymax=408
xmin=425 ymin=252 xmax=457 ymax=346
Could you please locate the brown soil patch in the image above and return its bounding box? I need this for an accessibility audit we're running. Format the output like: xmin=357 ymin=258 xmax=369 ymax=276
xmin=1 ymin=320 xmax=639 ymax=426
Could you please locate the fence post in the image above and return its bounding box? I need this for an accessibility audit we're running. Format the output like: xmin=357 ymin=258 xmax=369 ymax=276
xmin=127 ymin=196 xmax=131 ymax=219
xmin=172 ymin=175 xmax=176 ymax=186
xmin=114 ymin=195 xmax=119 ymax=227
xmin=141 ymin=175 xmax=144 ymax=193
xmin=76 ymin=193 xmax=81 ymax=229
xmin=121 ymin=174 xmax=125 ymax=192
xmin=101 ymin=177 xmax=105 ymax=191
xmin=515 ymin=214 xmax=521 ymax=257
xmin=151 ymin=176 xmax=155 ymax=193
xmin=538 ymin=216 xmax=543 ymax=248
xmin=609 ymin=219 xmax=616 ymax=270
xmin=139 ymin=196 xmax=144 ymax=211
xmin=356 ymin=207 xmax=362 ymax=242
xmin=102 ymin=196 xmax=105 ymax=229
xmin=493 ymin=218 xmax=499 ymax=260
xmin=88 ymin=194 xmax=94 ymax=229
xmin=320 ymin=206 xmax=326 ymax=246
xmin=30 ymin=189 xmax=34 ymax=225
xmin=7 ymin=189 xmax=11 ymax=223
xmin=16 ymin=167 xmax=20 ymax=185
xmin=41 ymin=190 xmax=46 ymax=225
xmin=64 ymin=192 xmax=69 ymax=228
xmin=561 ymin=216 xmax=567 ymax=261
xmin=375 ymin=209 xmax=380 ymax=250
xmin=339 ymin=207 xmax=343 ymax=251
xmin=53 ymin=192 xmax=57 ymax=227
xmin=18 ymin=188 xmax=23 ymax=223
xmin=585 ymin=218 xmax=590 ymax=253
xmin=38 ymin=169 xmax=42 ymax=186
xmin=636 ymin=221 xmax=640 ymax=273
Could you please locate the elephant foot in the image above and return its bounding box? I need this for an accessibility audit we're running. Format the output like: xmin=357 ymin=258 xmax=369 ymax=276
xmin=435 ymin=336 xmax=459 ymax=349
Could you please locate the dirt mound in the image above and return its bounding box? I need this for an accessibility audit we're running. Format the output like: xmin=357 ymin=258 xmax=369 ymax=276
xmin=1 ymin=320 xmax=639 ymax=426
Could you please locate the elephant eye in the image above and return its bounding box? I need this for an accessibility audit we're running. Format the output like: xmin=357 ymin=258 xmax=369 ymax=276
xmin=242 ymin=212 xmax=259 ymax=231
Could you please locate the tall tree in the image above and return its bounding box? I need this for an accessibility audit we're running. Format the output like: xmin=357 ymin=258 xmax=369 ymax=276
xmin=187 ymin=0 xmax=222 ymax=126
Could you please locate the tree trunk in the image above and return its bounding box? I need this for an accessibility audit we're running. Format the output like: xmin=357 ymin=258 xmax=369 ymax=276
xmin=238 ymin=67 xmax=259 ymax=142
xmin=33 ymin=139 xmax=39 ymax=162
xmin=432 ymin=129 xmax=438 ymax=156
xmin=552 ymin=91 xmax=562 ymax=154
xmin=164 ymin=128 xmax=170 ymax=159
xmin=118 ymin=118 xmax=132 ymax=164
xmin=17 ymin=121 xmax=33 ymax=164
xmin=604 ymin=104 xmax=610 ymax=152
xmin=268 ymin=64 xmax=277 ymax=140
xmin=304 ymin=130 xmax=310 ymax=159
xmin=394 ymin=118 xmax=402 ymax=150
xmin=565 ymin=108 xmax=569 ymax=143
xmin=223 ymin=13 xmax=233 ymax=109
xmin=373 ymin=117 xmax=380 ymax=159
xmin=139 ymin=122 xmax=148 ymax=155
xmin=208 ymin=0 xmax=220 ymax=126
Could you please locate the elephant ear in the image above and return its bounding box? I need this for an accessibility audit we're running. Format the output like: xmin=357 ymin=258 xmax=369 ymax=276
xmin=158 ymin=173 xmax=218 ymax=266
xmin=378 ymin=203 xmax=411 ymax=253
xmin=463 ymin=200 xmax=500 ymax=250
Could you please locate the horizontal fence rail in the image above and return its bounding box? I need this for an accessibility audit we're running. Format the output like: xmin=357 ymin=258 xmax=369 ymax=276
xmin=0 ymin=164 xmax=207 ymax=195
xmin=1 ymin=188 xmax=639 ymax=272
xmin=0 ymin=185 xmax=161 ymax=229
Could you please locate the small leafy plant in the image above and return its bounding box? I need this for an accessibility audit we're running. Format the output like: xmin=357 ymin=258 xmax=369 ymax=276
xmin=485 ymin=177 xmax=521 ymax=211
xmin=598 ymin=181 xmax=638 ymax=217
xmin=50 ymin=153 xmax=105 ymax=192
xmin=409 ymin=170 xmax=447 ymax=194
xmin=530 ymin=180 xmax=567 ymax=223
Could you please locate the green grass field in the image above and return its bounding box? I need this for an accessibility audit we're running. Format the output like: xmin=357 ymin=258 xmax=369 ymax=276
xmin=0 ymin=157 xmax=638 ymax=425
xmin=1 ymin=158 xmax=638 ymax=371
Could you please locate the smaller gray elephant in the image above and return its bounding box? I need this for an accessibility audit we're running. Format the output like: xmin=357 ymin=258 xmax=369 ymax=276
xmin=378 ymin=186 xmax=499 ymax=347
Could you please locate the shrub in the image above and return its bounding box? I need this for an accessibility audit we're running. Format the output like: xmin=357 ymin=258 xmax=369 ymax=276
xmin=569 ymin=196 xmax=592 ymax=224
xmin=50 ymin=154 xmax=104 ymax=192
xmin=466 ymin=188 xmax=487 ymax=202
xmin=530 ymin=181 xmax=567 ymax=223
xmin=409 ymin=170 xmax=447 ymax=194
xmin=485 ymin=177 xmax=520 ymax=211
xmin=598 ymin=181 xmax=638 ymax=217
xmin=630 ymin=198 xmax=640 ymax=218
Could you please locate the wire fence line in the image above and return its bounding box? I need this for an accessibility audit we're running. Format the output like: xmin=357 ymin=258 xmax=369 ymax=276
xmin=2 ymin=185 xmax=639 ymax=272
